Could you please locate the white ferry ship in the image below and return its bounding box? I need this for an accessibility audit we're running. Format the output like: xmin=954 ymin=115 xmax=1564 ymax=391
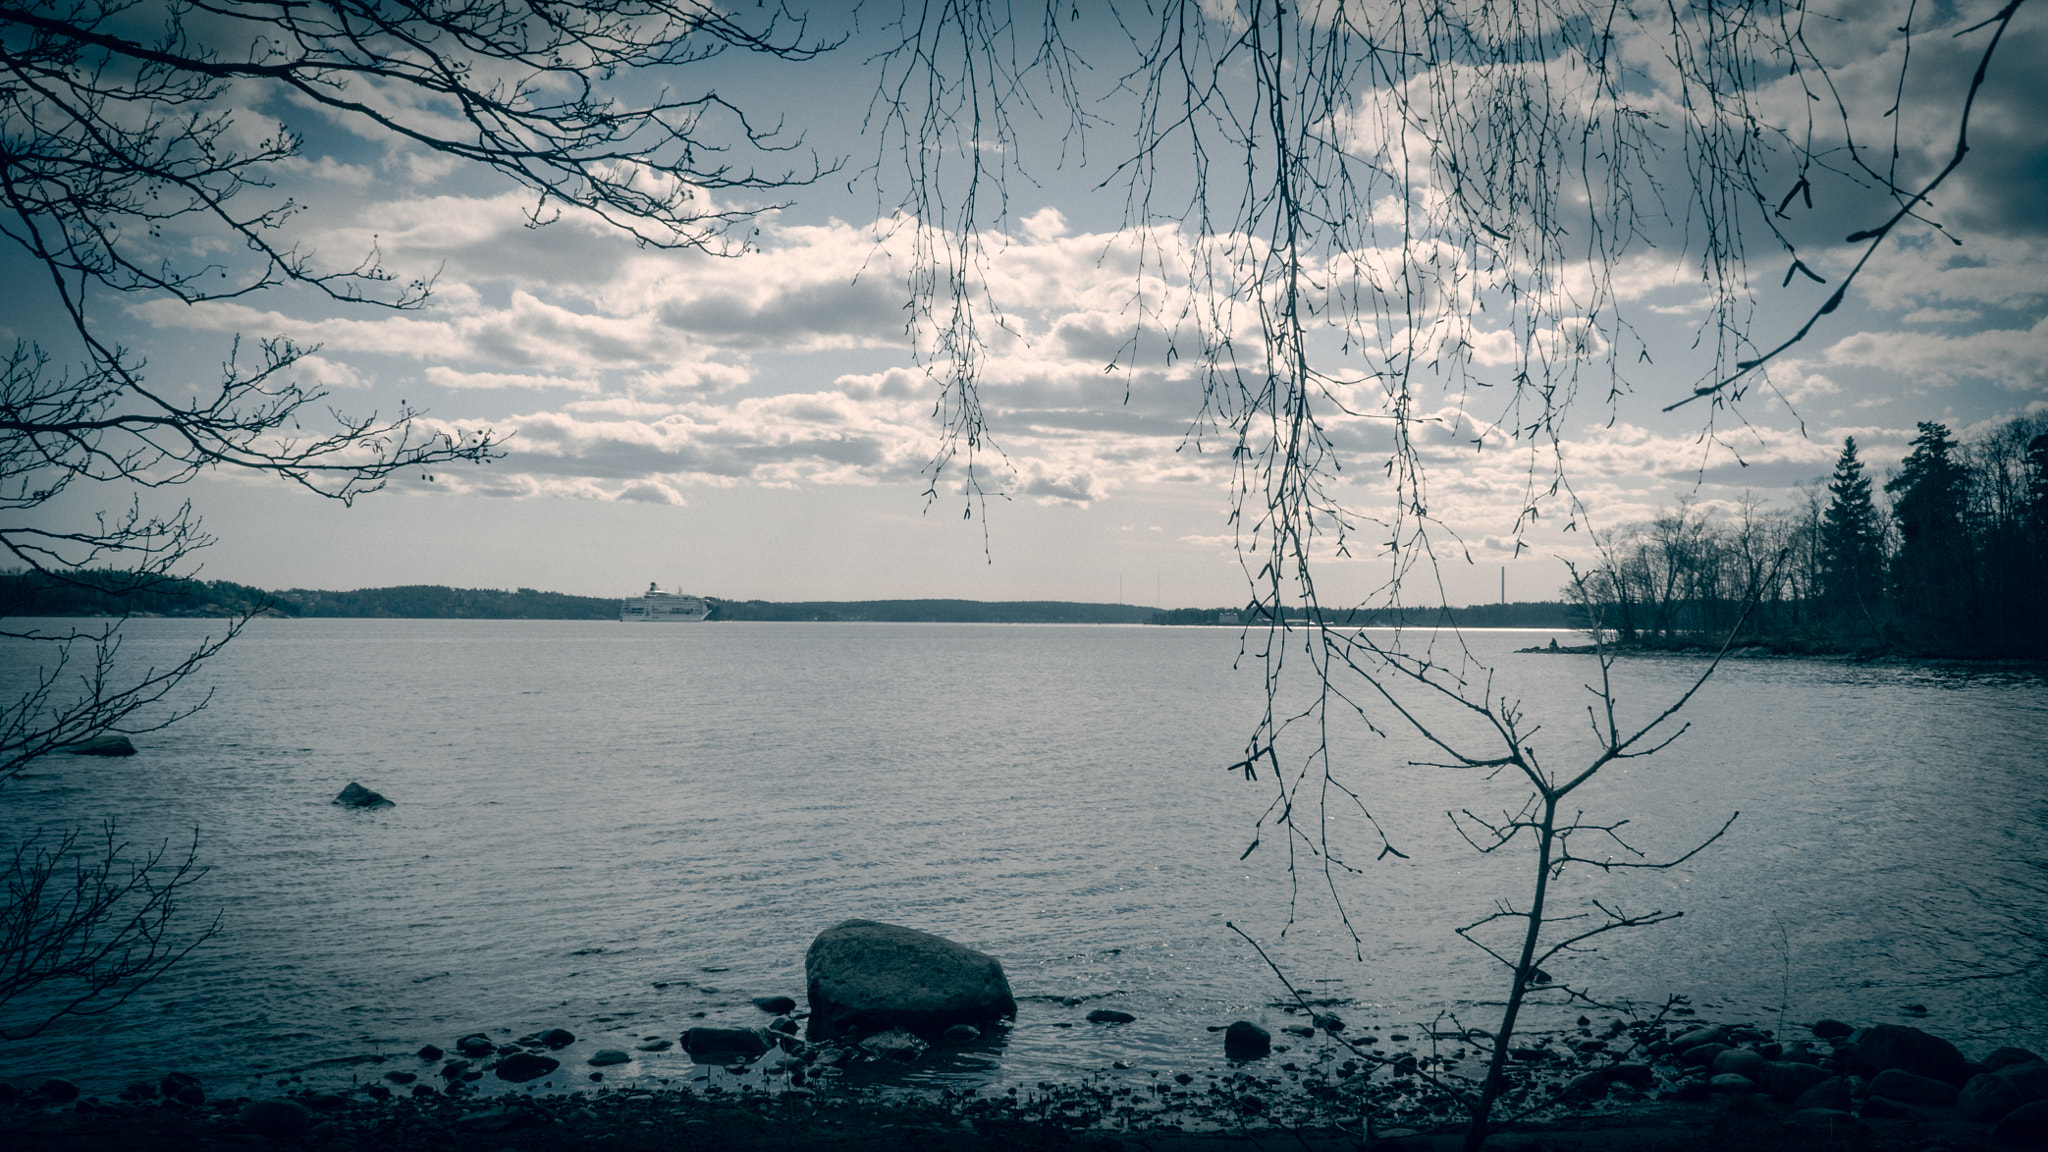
xmin=620 ymin=583 xmax=710 ymax=622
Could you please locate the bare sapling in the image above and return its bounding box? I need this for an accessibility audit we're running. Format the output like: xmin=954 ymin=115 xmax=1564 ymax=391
xmin=0 ymin=823 xmax=219 ymax=1042
xmin=1229 ymin=555 xmax=1782 ymax=1149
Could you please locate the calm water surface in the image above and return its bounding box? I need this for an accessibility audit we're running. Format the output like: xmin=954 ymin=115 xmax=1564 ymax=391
xmin=4 ymin=620 xmax=2045 ymax=1097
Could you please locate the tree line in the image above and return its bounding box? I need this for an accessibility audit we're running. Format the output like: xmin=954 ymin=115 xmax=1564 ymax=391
xmin=1574 ymin=415 xmax=2048 ymax=659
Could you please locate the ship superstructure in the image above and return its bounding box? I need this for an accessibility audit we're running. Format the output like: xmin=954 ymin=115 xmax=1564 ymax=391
xmin=621 ymin=583 xmax=710 ymax=622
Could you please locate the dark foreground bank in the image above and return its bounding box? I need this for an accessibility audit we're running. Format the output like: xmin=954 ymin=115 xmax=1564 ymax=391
xmin=7 ymin=1011 xmax=2046 ymax=1151
xmin=0 ymin=1076 xmax=2036 ymax=1152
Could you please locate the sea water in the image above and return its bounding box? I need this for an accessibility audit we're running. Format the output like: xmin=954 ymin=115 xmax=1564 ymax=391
xmin=3 ymin=620 xmax=2044 ymax=1097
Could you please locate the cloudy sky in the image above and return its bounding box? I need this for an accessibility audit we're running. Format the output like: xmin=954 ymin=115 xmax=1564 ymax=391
xmin=13 ymin=1 xmax=2045 ymax=608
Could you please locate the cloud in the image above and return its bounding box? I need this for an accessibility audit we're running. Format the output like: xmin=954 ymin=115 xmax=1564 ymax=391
xmin=1821 ymin=316 xmax=2048 ymax=390
xmin=424 ymin=367 xmax=598 ymax=392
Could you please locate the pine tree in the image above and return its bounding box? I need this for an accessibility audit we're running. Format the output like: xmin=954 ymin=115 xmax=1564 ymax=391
xmin=1885 ymin=422 xmax=1970 ymax=646
xmin=1817 ymin=438 xmax=1882 ymax=629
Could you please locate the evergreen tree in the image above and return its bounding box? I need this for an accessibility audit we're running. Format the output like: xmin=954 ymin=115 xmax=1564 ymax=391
xmin=1817 ymin=438 xmax=1883 ymax=628
xmin=2029 ymin=433 xmax=2048 ymax=534
xmin=1885 ymin=422 xmax=1970 ymax=647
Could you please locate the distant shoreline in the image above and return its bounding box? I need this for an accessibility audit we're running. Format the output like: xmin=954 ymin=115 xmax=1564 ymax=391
xmin=0 ymin=572 xmax=1585 ymax=628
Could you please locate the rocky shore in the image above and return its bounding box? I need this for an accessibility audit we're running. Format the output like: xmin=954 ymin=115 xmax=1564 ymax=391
xmin=6 ymin=1009 xmax=2044 ymax=1151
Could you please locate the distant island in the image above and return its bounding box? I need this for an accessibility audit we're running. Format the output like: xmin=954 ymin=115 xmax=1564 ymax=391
xmin=0 ymin=570 xmax=1583 ymax=628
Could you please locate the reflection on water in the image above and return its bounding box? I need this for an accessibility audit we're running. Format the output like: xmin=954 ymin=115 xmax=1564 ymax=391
xmin=2 ymin=620 xmax=2044 ymax=1096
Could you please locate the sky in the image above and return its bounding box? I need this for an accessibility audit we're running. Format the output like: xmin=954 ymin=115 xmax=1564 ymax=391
xmin=11 ymin=1 xmax=2046 ymax=608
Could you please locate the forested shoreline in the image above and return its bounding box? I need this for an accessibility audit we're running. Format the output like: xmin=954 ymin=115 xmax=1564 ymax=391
xmin=1575 ymin=415 xmax=2048 ymax=660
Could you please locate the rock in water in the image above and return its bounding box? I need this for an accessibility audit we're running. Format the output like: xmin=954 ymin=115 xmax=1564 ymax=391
xmin=1087 ymin=1009 xmax=1136 ymax=1024
xmin=682 ymin=1027 xmax=769 ymax=1061
xmin=536 ymin=1028 xmax=575 ymax=1050
xmin=1224 ymin=1021 xmax=1271 ymax=1060
xmin=58 ymin=735 xmax=136 ymax=756
xmin=334 ymin=782 xmax=394 ymax=809
xmin=1844 ymin=1024 xmax=1967 ymax=1084
xmin=587 ymin=1050 xmax=630 ymax=1066
xmin=240 ymin=1099 xmax=312 ymax=1139
xmin=491 ymin=1053 xmax=558 ymax=1082
xmin=752 ymin=995 xmax=798 ymax=1015
xmin=159 ymin=1072 xmax=204 ymax=1106
xmin=859 ymin=1027 xmax=929 ymax=1063
xmin=804 ymin=920 xmax=1016 ymax=1040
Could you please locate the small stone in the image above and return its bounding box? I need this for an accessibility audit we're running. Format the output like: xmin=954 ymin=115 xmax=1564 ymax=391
xmin=1867 ymin=1067 xmax=1958 ymax=1105
xmin=859 ymin=1027 xmax=928 ymax=1063
xmin=1562 ymin=1070 xmax=1608 ymax=1101
xmin=587 ymin=1050 xmax=631 ymax=1066
xmin=382 ymin=1071 xmax=416 ymax=1084
xmin=456 ymin=1033 xmax=495 ymax=1056
xmin=159 ymin=1072 xmax=204 ymax=1106
xmin=753 ymin=996 xmax=798 ymax=1015
xmin=1845 ymin=1024 xmax=1966 ymax=1084
xmin=1793 ymin=1076 xmax=1853 ymax=1111
xmin=1313 ymin=1013 xmax=1345 ymax=1033
xmin=942 ymin=1024 xmax=980 ymax=1044
xmin=1713 ymin=1048 xmax=1765 ymax=1080
xmin=118 ymin=1081 xmax=157 ymax=1101
xmin=36 ymin=1079 xmax=79 ymax=1103
xmin=1681 ymin=1042 xmax=1731 ymax=1067
xmin=683 ymin=1027 xmax=769 ymax=1060
xmin=410 ymin=1082 xmax=437 ymax=1097
xmin=1860 ymin=1094 xmax=1917 ymax=1120
xmin=491 ymin=1052 xmax=559 ymax=1082
xmin=1789 ymin=1108 xmax=1863 ymax=1135
xmin=1604 ymin=1063 xmax=1655 ymax=1088
xmin=1087 ymin=1009 xmax=1136 ymax=1024
xmin=770 ymin=1016 xmax=799 ymax=1035
xmin=240 ymin=1099 xmax=312 ymax=1139
xmin=636 ymin=1039 xmax=673 ymax=1052
xmin=455 ymin=1106 xmax=535 ymax=1133
xmin=1993 ymin=1099 xmax=2048 ymax=1147
xmin=416 ymin=1044 xmax=443 ymax=1061
xmin=2002 ymin=1061 xmax=2048 ymax=1101
xmin=1708 ymin=1073 xmax=1758 ymax=1093
xmin=1758 ymin=1060 xmax=1832 ymax=1102
xmin=1671 ymin=1026 xmax=1729 ymax=1050
xmin=537 ymin=1027 xmax=575 ymax=1049
xmin=1811 ymin=1019 xmax=1854 ymax=1041
xmin=1224 ymin=1021 xmax=1271 ymax=1060
xmin=439 ymin=1059 xmax=471 ymax=1079
xmin=1960 ymin=1072 xmax=2028 ymax=1123
xmin=1987 ymin=1048 xmax=2046 ymax=1073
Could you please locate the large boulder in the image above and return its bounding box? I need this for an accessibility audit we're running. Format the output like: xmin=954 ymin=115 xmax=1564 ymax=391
xmin=1224 ymin=1021 xmax=1272 ymax=1060
xmin=1845 ymin=1024 xmax=1967 ymax=1085
xmin=804 ymin=920 xmax=1016 ymax=1040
